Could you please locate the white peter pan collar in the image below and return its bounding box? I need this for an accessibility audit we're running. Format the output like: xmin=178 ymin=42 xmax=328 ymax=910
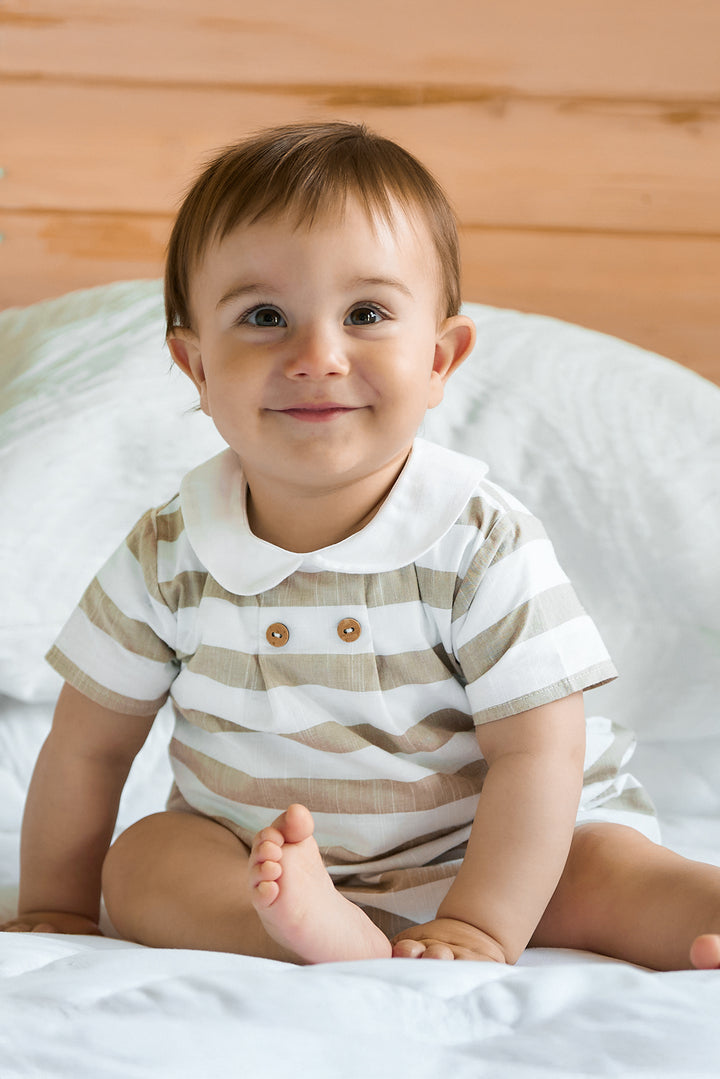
xmin=179 ymin=437 xmax=488 ymax=595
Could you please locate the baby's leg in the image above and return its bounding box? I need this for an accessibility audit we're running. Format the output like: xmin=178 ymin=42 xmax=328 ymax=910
xmin=102 ymin=810 xmax=292 ymax=958
xmin=102 ymin=806 xmax=390 ymax=963
xmin=530 ymin=823 xmax=720 ymax=970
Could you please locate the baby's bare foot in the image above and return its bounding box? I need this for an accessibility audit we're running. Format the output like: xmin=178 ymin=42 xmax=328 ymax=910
xmin=689 ymin=933 xmax=720 ymax=969
xmin=248 ymin=804 xmax=391 ymax=964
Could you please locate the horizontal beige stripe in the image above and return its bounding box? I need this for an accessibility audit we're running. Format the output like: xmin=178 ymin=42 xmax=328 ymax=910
xmin=169 ymin=737 xmax=486 ymax=817
xmin=165 ymin=781 xmax=249 ymax=834
xmin=45 ymin=646 xmax=167 ymax=716
xmin=154 ymin=501 xmax=185 ymax=545
xmin=374 ymin=649 xmax=457 ymax=692
xmin=238 ymin=564 xmax=457 ymax=611
xmin=340 ymin=860 xmax=461 ymax=896
xmin=79 ymin=578 xmax=176 ymax=663
xmin=185 ymin=643 xmax=456 ymax=693
xmin=323 ymin=830 xmax=472 ymax=870
xmin=414 ymin=566 xmax=459 ymax=612
xmin=473 ymin=665 xmax=617 ymax=725
xmin=262 ymin=566 xmax=460 ymax=611
xmin=452 ymin=511 xmax=549 ymax=620
xmin=343 ymin=712 xmax=472 ymax=755
xmin=124 ymin=508 xmax=165 ymax=606
xmin=364 ymin=565 xmax=457 ymax=612
xmin=264 ymin=570 xmax=364 ymax=609
xmin=175 ymin=707 xmax=251 ymax=735
xmin=175 ymin=574 xmax=263 ymax=609
xmin=457 ymin=581 xmax=585 ymax=684
xmin=157 ymin=569 xmax=209 ymax=611
xmin=191 ymin=819 xmax=472 ymax=873
xmin=177 ymin=704 xmax=475 ymax=755
xmin=186 ymin=645 xmax=264 ymax=690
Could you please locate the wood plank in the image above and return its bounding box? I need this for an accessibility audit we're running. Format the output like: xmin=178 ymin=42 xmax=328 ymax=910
xmin=0 ymin=211 xmax=170 ymax=309
xmin=3 ymin=211 xmax=718 ymax=384
xmin=461 ymin=228 xmax=720 ymax=384
xmin=3 ymin=81 xmax=720 ymax=234
xmin=2 ymin=0 xmax=719 ymax=97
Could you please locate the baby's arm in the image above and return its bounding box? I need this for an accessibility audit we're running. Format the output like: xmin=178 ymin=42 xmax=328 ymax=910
xmin=393 ymin=691 xmax=586 ymax=962
xmin=1 ymin=683 xmax=156 ymax=934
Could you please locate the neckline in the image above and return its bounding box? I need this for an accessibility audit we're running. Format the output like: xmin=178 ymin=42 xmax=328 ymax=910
xmin=179 ymin=438 xmax=488 ymax=595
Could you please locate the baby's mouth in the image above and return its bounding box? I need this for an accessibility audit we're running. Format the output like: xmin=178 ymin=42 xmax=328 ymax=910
xmin=275 ymin=404 xmax=357 ymax=423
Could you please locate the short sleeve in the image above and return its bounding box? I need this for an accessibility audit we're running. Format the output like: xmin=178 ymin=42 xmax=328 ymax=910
xmin=46 ymin=507 xmax=180 ymax=715
xmin=452 ymin=507 xmax=617 ymax=725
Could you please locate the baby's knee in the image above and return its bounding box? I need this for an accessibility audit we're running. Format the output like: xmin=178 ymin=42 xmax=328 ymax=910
xmin=102 ymin=813 xmax=177 ymax=897
xmin=569 ymin=822 xmax=653 ymax=881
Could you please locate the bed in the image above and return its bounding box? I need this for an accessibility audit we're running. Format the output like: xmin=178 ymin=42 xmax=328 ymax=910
xmin=1 ymin=281 xmax=719 ymax=1077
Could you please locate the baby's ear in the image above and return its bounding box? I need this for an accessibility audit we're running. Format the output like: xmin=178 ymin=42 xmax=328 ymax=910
xmin=428 ymin=315 xmax=476 ymax=408
xmin=167 ymin=330 xmax=209 ymax=414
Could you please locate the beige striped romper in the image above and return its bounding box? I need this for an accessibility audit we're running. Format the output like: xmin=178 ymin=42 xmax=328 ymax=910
xmin=47 ymin=439 xmax=658 ymax=937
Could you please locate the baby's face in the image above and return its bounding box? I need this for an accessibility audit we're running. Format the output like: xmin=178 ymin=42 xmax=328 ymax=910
xmin=169 ymin=197 xmax=473 ymax=509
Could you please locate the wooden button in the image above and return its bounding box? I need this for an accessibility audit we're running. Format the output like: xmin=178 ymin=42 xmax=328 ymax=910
xmin=266 ymin=622 xmax=290 ymax=647
xmin=337 ymin=617 xmax=362 ymax=643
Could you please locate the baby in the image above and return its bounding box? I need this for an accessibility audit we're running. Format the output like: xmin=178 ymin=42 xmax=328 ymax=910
xmin=3 ymin=121 xmax=720 ymax=968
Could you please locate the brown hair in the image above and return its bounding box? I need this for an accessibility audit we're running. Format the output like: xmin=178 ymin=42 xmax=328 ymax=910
xmin=164 ymin=121 xmax=461 ymax=334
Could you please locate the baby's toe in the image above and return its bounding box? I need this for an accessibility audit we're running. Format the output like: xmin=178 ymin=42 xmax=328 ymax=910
xmin=251 ymin=839 xmax=283 ymax=865
xmin=252 ymin=880 xmax=280 ymax=908
xmin=272 ymin=804 xmax=315 ymax=844
xmin=253 ymin=826 xmax=285 ymax=850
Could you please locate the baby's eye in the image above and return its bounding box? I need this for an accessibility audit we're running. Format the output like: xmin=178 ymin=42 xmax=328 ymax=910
xmin=242 ymin=306 xmax=286 ymax=328
xmin=345 ymin=305 xmax=385 ymax=327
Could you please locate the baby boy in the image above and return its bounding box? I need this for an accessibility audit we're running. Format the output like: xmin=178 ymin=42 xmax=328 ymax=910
xmin=4 ymin=122 xmax=720 ymax=970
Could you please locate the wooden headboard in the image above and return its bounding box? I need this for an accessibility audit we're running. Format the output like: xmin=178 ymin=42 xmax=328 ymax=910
xmin=2 ymin=1 xmax=719 ymax=384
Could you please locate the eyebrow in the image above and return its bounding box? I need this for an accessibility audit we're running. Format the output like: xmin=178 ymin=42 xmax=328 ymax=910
xmin=216 ymin=275 xmax=414 ymax=310
xmin=216 ymin=283 xmax=274 ymax=310
xmin=348 ymin=276 xmax=414 ymax=299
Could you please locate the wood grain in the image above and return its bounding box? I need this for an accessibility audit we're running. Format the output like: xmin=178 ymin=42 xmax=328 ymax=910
xmin=461 ymin=228 xmax=720 ymax=384
xmin=0 ymin=212 xmax=170 ymax=307
xmin=2 ymin=1 xmax=719 ymax=97
xmin=3 ymin=81 xmax=719 ymax=235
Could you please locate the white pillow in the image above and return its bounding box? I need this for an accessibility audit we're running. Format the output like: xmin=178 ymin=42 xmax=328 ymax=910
xmin=423 ymin=306 xmax=720 ymax=818
xmin=1 ymin=282 xmax=718 ymax=819
xmin=0 ymin=281 xmax=225 ymax=703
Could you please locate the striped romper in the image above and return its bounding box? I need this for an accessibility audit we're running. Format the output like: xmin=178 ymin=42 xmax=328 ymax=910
xmin=47 ymin=438 xmax=658 ymax=937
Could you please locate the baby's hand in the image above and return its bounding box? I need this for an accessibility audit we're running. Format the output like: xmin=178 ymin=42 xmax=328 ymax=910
xmin=391 ymin=917 xmax=506 ymax=962
xmin=0 ymin=911 xmax=102 ymax=936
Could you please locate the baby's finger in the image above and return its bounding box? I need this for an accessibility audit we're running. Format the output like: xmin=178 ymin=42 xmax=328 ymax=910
xmin=421 ymin=942 xmax=455 ymax=960
xmin=392 ymin=938 xmax=427 ymax=959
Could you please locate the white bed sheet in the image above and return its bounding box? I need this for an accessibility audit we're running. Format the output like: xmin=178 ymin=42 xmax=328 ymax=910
xmin=1 ymin=282 xmax=719 ymax=1077
xmin=2 ymin=935 xmax=720 ymax=1079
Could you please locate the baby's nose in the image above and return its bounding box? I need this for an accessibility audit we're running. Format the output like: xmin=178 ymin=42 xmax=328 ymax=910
xmin=285 ymin=326 xmax=350 ymax=378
